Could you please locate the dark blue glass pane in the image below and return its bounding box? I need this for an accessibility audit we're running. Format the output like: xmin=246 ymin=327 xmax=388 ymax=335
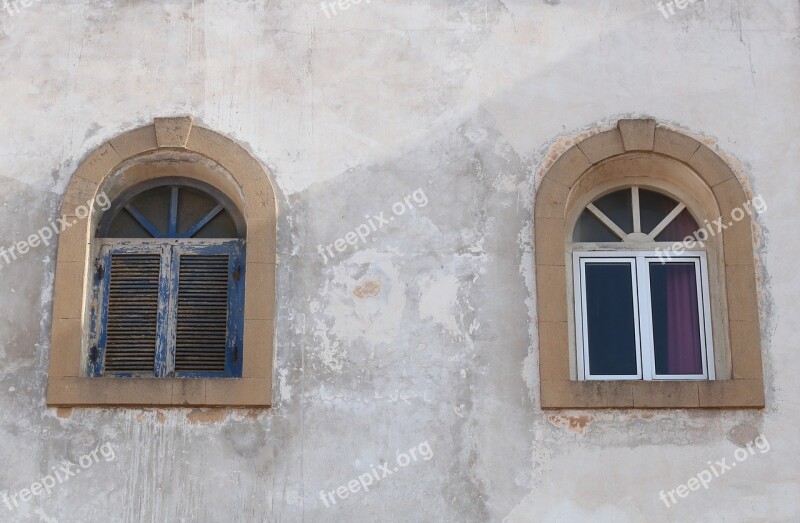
xmin=639 ymin=189 xmax=678 ymax=235
xmin=649 ymin=263 xmax=703 ymax=375
xmin=593 ymin=189 xmax=633 ymax=234
xmin=573 ymin=211 xmax=622 ymax=242
xmin=585 ymin=263 xmax=638 ymax=376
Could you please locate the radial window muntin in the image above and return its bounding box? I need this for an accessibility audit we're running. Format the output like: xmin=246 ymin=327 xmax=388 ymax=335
xmin=573 ymin=186 xmax=701 ymax=244
xmin=97 ymin=177 xmax=245 ymax=239
xmin=571 ymin=186 xmax=715 ymax=382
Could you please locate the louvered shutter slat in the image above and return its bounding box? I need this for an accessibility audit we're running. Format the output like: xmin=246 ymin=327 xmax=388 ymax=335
xmin=103 ymin=254 xmax=160 ymax=373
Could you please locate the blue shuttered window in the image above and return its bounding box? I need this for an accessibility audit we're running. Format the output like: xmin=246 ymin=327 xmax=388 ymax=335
xmin=91 ymin=181 xmax=247 ymax=378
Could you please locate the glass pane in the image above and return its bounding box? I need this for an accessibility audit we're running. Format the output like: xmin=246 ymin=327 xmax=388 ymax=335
xmin=104 ymin=208 xmax=152 ymax=238
xmin=639 ymin=189 xmax=679 ymax=235
xmin=655 ymin=208 xmax=699 ymax=242
xmin=127 ymin=186 xmax=171 ymax=236
xmin=584 ymin=263 xmax=638 ymax=376
xmin=593 ymin=189 xmax=633 ymax=234
xmin=573 ymin=210 xmax=622 ymax=242
xmin=177 ymin=188 xmax=219 ymax=236
xmin=191 ymin=210 xmax=238 ymax=238
xmin=649 ymin=262 xmax=704 ymax=375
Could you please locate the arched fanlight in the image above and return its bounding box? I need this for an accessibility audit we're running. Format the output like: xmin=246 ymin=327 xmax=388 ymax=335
xmin=573 ymin=186 xmax=699 ymax=243
xmin=97 ymin=178 xmax=244 ymax=239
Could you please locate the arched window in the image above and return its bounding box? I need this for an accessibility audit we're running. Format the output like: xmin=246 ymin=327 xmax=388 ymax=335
xmin=47 ymin=117 xmax=277 ymax=407
xmin=90 ymin=179 xmax=246 ymax=378
xmin=534 ymin=119 xmax=764 ymax=409
xmin=571 ymin=187 xmax=714 ymax=381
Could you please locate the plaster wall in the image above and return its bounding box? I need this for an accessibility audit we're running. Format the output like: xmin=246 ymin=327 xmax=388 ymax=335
xmin=0 ymin=0 xmax=798 ymax=521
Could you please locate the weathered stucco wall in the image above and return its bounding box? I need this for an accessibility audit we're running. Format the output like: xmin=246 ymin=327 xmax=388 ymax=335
xmin=0 ymin=0 xmax=798 ymax=521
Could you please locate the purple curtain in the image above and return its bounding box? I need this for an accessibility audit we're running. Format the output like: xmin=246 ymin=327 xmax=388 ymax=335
xmin=664 ymin=265 xmax=703 ymax=374
xmin=657 ymin=208 xmax=698 ymax=241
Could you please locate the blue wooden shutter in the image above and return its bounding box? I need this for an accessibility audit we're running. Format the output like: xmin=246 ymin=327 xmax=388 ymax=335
xmin=91 ymin=241 xmax=243 ymax=378
xmin=91 ymin=248 xmax=167 ymax=376
xmin=170 ymin=242 xmax=244 ymax=377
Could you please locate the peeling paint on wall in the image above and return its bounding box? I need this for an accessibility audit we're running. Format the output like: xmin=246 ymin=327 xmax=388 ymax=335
xmin=0 ymin=0 xmax=797 ymax=521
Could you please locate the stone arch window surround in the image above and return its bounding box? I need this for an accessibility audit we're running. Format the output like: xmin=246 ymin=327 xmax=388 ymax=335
xmin=535 ymin=119 xmax=764 ymax=409
xmin=47 ymin=117 xmax=277 ymax=407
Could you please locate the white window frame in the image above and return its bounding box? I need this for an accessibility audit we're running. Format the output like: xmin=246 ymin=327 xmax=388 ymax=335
xmin=573 ymin=250 xmax=715 ymax=381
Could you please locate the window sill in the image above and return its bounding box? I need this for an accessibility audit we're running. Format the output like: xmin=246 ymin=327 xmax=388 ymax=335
xmin=46 ymin=377 xmax=270 ymax=407
xmin=540 ymin=379 xmax=764 ymax=409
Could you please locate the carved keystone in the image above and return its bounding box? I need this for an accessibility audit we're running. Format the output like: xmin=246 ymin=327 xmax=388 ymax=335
xmin=154 ymin=116 xmax=194 ymax=148
xmin=618 ymin=119 xmax=656 ymax=151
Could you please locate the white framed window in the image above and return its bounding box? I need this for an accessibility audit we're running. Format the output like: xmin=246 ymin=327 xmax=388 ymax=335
xmin=569 ymin=185 xmax=717 ymax=382
xmin=573 ymin=251 xmax=714 ymax=381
